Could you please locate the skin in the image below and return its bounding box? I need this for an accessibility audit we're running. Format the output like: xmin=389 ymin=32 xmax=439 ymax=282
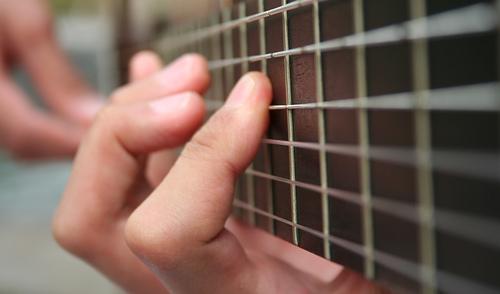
xmin=53 ymin=52 xmax=386 ymax=294
xmin=0 ymin=0 xmax=102 ymax=159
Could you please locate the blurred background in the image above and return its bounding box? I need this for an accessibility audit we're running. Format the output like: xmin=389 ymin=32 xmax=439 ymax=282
xmin=0 ymin=0 xmax=221 ymax=292
xmin=1 ymin=1 xmax=118 ymax=293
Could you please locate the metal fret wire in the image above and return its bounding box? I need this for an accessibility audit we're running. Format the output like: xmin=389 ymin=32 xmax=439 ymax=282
xmin=244 ymin=169 xmax=500 ymax=253
xmin=210 ymin=13 xmax=224 ymax=103
xmin=258 ymin=0 xmax=275 ymax=234
xmin=239 ymin=2 xmax=256 ymax=226
xmin=222 ymin=7 xmax=235 ymax=97
xmin=353 ymin=0 xmax=375 ymax=279
xmin=312 ymin=0 xmax=331 ymax=260
xmin=282 ymin=0 xmax=299 ymax=246
xmin=233 ymin=199 xmax=499 ymax=294
xmin=204 ymin=3 xmax=497 ymax=70
xmin=410 ymin=1 xmax=436 ymax=292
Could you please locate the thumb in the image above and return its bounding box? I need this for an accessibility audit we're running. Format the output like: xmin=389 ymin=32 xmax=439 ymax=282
xmin=126 ymin=72 xmax=272 ymax=292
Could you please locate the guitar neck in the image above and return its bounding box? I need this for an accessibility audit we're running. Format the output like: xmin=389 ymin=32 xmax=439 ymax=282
xmin=118 ymin=0 xmax=500 ymax=293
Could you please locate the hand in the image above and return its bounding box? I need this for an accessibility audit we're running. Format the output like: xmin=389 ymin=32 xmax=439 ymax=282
xmin=54 ymin=52 xmax=381 ymax=293
xmin=0 ymin=0 xmax=102 ymax=159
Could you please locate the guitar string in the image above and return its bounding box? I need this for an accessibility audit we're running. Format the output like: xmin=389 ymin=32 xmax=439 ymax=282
xmin=203 ymin=82 xmax=500 ymax=112
xmin=114 ymin=2 xmax=497 ymax=67
xmin=156 ymin=0 xmax=327 ymax=51
xmin=244 ymin=169 xmax=500 ymax=251
xmin=258 ymin=138 xmax=500 ymax=181
xmin=200 ymin=3 xmax=497 ymax=69
xmin=233 ymin=199 xmax=500 ymax=294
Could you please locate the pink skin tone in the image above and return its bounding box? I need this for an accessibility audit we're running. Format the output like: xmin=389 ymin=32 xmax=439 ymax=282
xmin=53 ymin=52 xmax=384 ymax=294
xmin=0 ymin=0 xmax=102 ymax=159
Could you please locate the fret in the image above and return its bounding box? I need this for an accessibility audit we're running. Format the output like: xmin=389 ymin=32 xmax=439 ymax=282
xmin=363 ymin=1 xmax=422 ymax=291
xmin=221 ymin=7 xmax=234 ymax=98
xmin=229 ymin=3 xmax=252 ymax=222
xmin=264 ymin=0 xmax=294 ymax=242
xmin=246 ymin=0 xmax=261 ymax=71
xmin=258 ymin=0 xmax=267 ymax=74
xmin=288 ymin=0 xmax=325 ymax=257
xmin=283 ymin=0 xmax=299 ymax=246
xmin=238 ymin=1 xmax=257 ymax=226
xmin=258 ymin=0 xmax=275 ymax=235
xmin=352 ymin=0 xmax=374 ymax=279
xmin=249 ymin=0 xmax=275 ymax=233
xmin=312 ymin=0 xmax=330 ymax=260
xmin=410 ymin=1 xmax=436 ymax=293
xmin=210 ymin=13 xmax=224 ymax=103
xmin=231 ymin=5 xmax=243 ymax=84
xmin=239 ymin=2 xmax=249 ymax=74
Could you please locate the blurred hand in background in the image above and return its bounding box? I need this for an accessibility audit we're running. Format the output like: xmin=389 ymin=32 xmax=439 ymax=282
xmin=0 ymin=0 xmax=102 ymax=159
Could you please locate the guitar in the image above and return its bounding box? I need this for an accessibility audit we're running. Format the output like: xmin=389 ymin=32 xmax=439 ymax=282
xmin=116 ymin=0 xmax=500 ymax=292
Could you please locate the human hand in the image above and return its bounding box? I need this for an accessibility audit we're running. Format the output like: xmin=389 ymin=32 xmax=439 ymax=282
xmin=53 ymin=52 xmax=211 ymax=293
xmin=0 ymin=0 xmax=102 ymax=158
xmin=54 ymin=51 xmax=382 ymax=293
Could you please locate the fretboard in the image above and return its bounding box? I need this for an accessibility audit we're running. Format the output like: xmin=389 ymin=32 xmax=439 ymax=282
xmin=119 ymin=0 xmax=500 ymax=293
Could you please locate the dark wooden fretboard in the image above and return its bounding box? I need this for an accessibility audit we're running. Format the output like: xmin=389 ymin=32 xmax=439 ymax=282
xmin=119 ymin=0 xmax=500 ymax=292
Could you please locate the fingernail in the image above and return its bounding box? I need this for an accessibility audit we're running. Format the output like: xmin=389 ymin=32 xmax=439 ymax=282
xmin=225 ymin=74 xmax=257 ymax=108
xmin=149 ymin=93 xmax=192 ymax=115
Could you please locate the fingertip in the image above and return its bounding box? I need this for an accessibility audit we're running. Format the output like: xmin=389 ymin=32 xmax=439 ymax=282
xmin=148 ymin=92 xmax=206 ymax=146
xmin=180 ymin=53 xmax=209 ymax=72
xmin=180 ymin=53 xmax=211 ymax=93
xmin=245 ymin=71 xmax=272 ymax=102
xmin=130 ymin=51 xmax=163 ymax=81
xmin=157 ymin=54 xmax=211 ymax=93
xmin=225 ymin=72 xmax=272 ymax=108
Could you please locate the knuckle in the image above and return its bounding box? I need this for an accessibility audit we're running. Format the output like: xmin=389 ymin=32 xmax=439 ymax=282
xmin=52 ymin=212 xmax=94 ymax=259
xmin=125 ymin=210 xmax=191 ymax=269
xmin=125 ymin=214 xmax=174 ymax=264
